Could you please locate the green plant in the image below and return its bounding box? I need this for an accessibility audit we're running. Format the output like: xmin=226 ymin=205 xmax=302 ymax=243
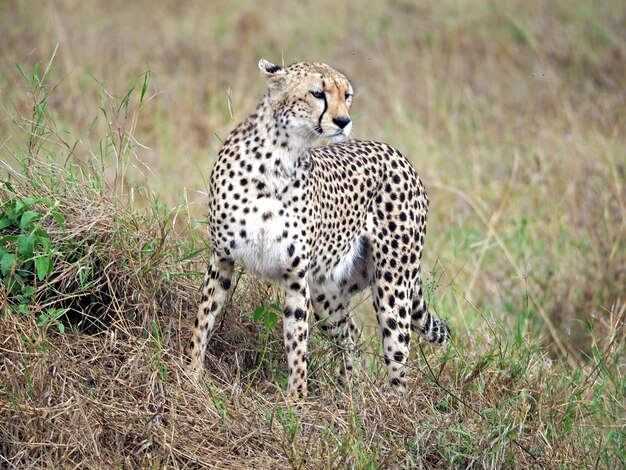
xmin=244 ymin=301 xmax=283 ymax=394
xmin=14 ymin=53 xmax=55 ymax=170
xmin=275 ymin=404 xmax=304 ymax=466
xmin=35 ymin=308 xmax=67 ymax=335
xmin=208 ymin=382 xmax=228 ymax=422
xmin=0 ymin=185 xmax=64 ymax=308
xmin=252 ymin=301 xmax=281 ymax=330
xmin=150 ymin=319 xmax=169 ymax=381
xmin=92 ymin=68 xmax=151 ymax=196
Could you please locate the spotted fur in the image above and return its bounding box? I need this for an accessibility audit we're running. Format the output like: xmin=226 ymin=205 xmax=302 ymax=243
xmin=185 ymin=59 xmax=450 ymax=399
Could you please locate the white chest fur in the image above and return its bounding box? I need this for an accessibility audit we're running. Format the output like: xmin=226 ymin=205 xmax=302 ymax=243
xmin=226 ymin=197 xmax=293 ymax=279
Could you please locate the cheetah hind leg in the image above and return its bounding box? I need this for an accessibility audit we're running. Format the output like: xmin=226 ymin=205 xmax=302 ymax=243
xmin=410 ymin=284 xmax=451 ymax=347
xmin=184 ymin=251 xmax=234 ymax=381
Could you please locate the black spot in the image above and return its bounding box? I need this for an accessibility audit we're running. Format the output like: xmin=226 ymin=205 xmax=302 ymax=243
xmin=390 ymin=378 xmax=401 ymax=386
xmin=393 ymin=351 xmax=404 ymax=362
xmin=220 ymin=278 xmax=231 ymax=290
xmin=210 ymin=301 xmax=219 ymax=312
xmin=383 ymin=328 xmax=391 ymax=338
xmin=387 ymin=318 xmax=397 ymax=330
xmin=287 ymin=244 xmax=295 ymax=256
xmin=294 ymin=309 xmax=307 ymax=321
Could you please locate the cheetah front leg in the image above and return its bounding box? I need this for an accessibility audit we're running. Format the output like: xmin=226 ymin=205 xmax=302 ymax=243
xmin=282 ymin=274 xmax=311 ymax=400
xmin=185 ymin=250 xmax=234 ymax=380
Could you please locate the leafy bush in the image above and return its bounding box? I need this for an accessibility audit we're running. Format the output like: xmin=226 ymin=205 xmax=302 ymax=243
xmin=0 ymin=190 xmax=63 ymax=304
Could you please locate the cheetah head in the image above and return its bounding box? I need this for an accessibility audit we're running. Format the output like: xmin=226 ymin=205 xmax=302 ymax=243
xmin=258 ymin=58 xmax=353 ymax=146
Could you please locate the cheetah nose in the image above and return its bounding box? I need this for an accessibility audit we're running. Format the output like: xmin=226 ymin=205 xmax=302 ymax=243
xmin=333 ymin=116 xmax=351 ymax=129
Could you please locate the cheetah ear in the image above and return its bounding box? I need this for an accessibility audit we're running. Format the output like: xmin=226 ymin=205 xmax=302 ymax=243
xmin=258 ymin=58 xmax=286 ymax=85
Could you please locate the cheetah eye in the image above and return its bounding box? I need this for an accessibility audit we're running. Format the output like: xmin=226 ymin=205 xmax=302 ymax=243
xmin=310 ymin=90 xmax=325 ymax=100
xmin=345 ymin=92 xmax=353 ymax=100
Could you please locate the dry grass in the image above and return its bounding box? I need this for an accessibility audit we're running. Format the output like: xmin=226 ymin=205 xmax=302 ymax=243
xmin=1 ymin=0 xmax=625 ymax=468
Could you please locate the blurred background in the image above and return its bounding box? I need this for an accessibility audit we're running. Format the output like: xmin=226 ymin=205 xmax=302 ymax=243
xmin=1 ymin=0 xmax=624 ymax=358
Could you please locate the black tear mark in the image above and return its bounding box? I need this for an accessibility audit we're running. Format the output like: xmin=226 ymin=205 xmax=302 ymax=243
xmin=317 ymin=81 xmax=328 ymax=133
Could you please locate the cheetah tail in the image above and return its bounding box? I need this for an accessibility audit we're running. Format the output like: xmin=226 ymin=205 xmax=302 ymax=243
xmin=410 ymin=296 xmax=451 ymax=348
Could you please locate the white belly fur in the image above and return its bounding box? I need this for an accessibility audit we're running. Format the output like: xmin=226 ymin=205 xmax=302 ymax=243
xmin=330 ymin=237 xmax=362 ymax=285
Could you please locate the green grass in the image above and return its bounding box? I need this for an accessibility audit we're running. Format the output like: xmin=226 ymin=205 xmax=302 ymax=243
xmin=0 ymin=0 xmax=625 ymax=467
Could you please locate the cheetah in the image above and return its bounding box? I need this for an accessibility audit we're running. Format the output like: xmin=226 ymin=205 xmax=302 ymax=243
xmin=185 ymin=59 xmax=450 ymax=400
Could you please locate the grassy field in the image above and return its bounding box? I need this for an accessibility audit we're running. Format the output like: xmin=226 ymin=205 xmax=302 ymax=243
xmin=1 ymin=0 xmax=624 ymax=467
